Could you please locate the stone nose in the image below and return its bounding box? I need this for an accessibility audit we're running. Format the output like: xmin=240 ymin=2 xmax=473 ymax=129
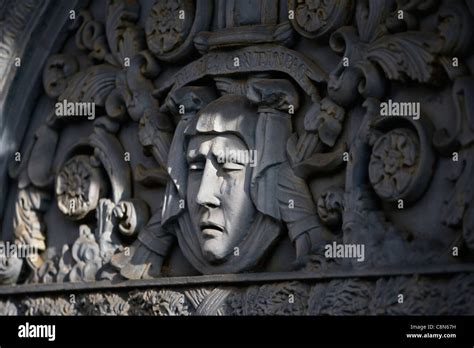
xmin=196 ymin=158 xmax=221 ymax=209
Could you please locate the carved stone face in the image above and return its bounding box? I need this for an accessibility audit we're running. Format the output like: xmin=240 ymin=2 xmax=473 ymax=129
xmin=186 ymin=134 xmax=257 ymax=263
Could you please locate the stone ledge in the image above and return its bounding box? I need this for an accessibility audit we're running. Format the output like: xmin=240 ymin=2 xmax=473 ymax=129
xmin=1 ymin=262 xmax=474 ymax=296
xmin=1 ymin=271 xmax=473 ymax=315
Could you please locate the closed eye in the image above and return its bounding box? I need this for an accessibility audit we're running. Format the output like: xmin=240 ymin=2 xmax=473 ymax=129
xmin=221 ymin=162 xmax=245 ymax=172
xmin=189 ymin=162 xmax=205 ymax=172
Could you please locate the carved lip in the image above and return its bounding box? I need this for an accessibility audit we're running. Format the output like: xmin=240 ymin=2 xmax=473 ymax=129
xmin=199 ymin=221 xmax=225 ymax=238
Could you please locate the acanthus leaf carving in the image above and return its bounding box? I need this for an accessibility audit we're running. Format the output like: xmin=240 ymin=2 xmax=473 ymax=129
xmin=68 ymin=225 xmax=103 ymax=283
xmin=437 ymin=1 xmax=473 ymax=55
xmin=366 ymin=31 xmax=439 ymax=83
xmin=106 ymin=0 xmax=145 ymax=65
xmin=72 ymin=10 xmax=115 ymax=64
xmin=89 ymin=126 xmax=132 ymax=204
xmin=13 ymin=188 xmax=51 ymax=271
xmin=58 ymin=64 xmax=119 ymax=107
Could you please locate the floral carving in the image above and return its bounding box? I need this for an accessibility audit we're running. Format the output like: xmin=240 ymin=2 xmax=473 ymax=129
xmin=327 ymin=0 xmax=441 ymax=107
xmin=69 ymin=225 xmax=103 ymax=282
xmin=128 ymin=289 xmax=189 ymax=315
xmin=34 ymin=256 xmax=58 ymax=284
xmin=13 ymin=188 xmax=50 ymax=271
xmin=304 ymin=97 xmax=345 ymax=147
xmin=58 ymin=64 xmax=119 ymax=107
xmin=23 ymin=297 xmax=77 ymax=316
xmin=106 ymin=0 xmax=145 ymax=64
xmin=296 ymin=0 xmax=329 ymax=32
xmin=227 ymin=282 xmax=309 ymax=315
xmin=146 ymin=0 xmax=194 ymax=57
xmin=79 ymin=293 xmax=129 ymax=315
xmin=42 ymin=54 xmax=79 ymax=98
xmin=287 ymin=97 xmax=346 ymax=179
xmin=308 ymin=279 xmax=373 ymax=315
xmin=55 ymin=155 xmax=106 ymax=220
xmin=0 ymin=241 xmax=23 ymax=285
xmin=73 ymin=10 xmax=113 ymax=64
xmin=437 ymin=1 xmax=473 ymax=55
xmin=0 ymin=300 xmax=18 ymax=315
xmin=32 ymin=198 xmax=127 ymax=283
xmin=368 ymin=128 xmax=419 ymax=201
xmin=368 ymin=276 xmax=447 ymax=315
xmin=0 ymin=274 xmax=473 ymax=315
xmin=317 ymin=186 xmax=344 ymax=229
xmin=290 ymin=0 xmax=354 ymax=39
xmin=151 ymin=290 xmax=188 ymax=315
xmin=443 ymin=147 xmax=474 ymax=251
xmin=151 ymin=290 xmax=189 ymax=316
xmin=446 ymin=274 xmax=474 ymax=315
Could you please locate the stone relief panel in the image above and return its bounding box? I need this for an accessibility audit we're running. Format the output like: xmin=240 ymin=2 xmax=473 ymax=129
xmin=0 ymin=0 xmax=473 ymax=315
xmin=1 ymin=272 xmax=473 ymax=315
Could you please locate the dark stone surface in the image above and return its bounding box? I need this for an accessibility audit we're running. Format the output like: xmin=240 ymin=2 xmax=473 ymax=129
xmin=0 ymin=0 xmax=473 ymax=315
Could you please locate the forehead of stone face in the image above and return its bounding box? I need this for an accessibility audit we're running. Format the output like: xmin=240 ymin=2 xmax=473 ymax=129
xmin=187 ymin=134 xmax=249 ymax=162
xmin=184 ymin=94 xmax=257 ymax=149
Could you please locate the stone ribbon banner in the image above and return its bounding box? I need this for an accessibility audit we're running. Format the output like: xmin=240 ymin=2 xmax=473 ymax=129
xmin=157 ymin=45 xmax=327 ymax=103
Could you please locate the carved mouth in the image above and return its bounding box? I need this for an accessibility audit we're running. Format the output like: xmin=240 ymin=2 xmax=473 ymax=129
xmin=200 ymin=222 xmax=224 ymax=239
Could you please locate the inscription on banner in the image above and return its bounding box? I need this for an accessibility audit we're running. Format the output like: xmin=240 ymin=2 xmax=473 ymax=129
xmin=159 ymin=46 xmax=327 ymax=101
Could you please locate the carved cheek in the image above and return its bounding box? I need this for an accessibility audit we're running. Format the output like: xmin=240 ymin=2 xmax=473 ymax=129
xmin=187 ymin=174 xmax=201 ymax=196
xmin=221 ymin=171 xmax=245 ymax=197
xmin=187 ymin=174 xmax=206 ymax=213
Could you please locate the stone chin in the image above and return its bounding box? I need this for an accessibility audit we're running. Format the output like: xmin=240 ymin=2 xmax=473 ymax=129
xmin=175 ymin=210 xmax=282 ymax=274
xmin=201 ymin=239 xmax=227 ymax=264
xmin=200 ymin=228 xmax=240 ymax=264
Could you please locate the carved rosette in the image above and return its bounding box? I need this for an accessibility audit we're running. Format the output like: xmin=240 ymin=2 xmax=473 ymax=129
xmin=365 ymin=114 xmax=436 ymax=205
xmin=146 ymin=0 xmax=194 ymax=57
xmin=288 ymin=0 xmax=354 ymax=39
xmin=145 ymin=0 xmax=211 ymax=61
xmin=368 ymin=129 xmax=419 ymax=201
xmin=55 ymin=155 xmax=107 ymax=220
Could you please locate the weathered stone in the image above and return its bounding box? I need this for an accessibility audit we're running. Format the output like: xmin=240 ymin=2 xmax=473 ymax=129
xmin=0 ymin=0 xmax=473 ymax=316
